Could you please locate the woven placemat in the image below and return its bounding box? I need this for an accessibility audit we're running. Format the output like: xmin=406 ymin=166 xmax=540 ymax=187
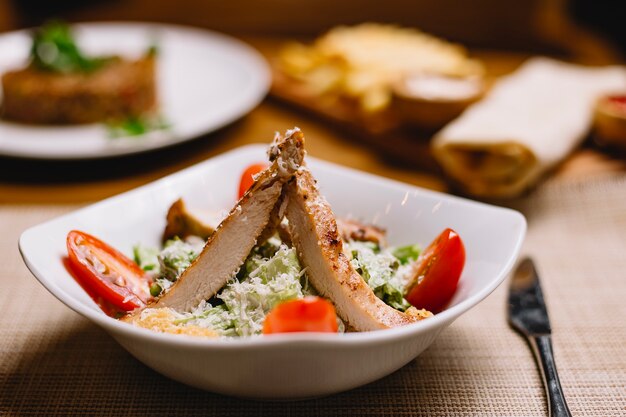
xmin=1 ymin=176 xmax=625 ymax=416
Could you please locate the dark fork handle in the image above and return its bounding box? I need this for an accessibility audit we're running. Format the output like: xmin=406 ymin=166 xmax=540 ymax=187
xmin=528 ymin=335 xmax=573 ymax=417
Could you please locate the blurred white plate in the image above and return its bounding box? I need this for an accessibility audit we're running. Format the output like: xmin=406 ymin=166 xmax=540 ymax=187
xmin=0 ymin=22 xmax=270 ymax=159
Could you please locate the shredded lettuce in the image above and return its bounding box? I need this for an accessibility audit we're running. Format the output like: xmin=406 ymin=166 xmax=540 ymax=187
xmin=348 ymin=241 xmax=411 ymax=311
xmin=240 ymin=237 xmax=282 ymax=277
xmin=133 ymin=237 xmax=204 ymax=296
xmin=175 ymin=303 xmax=237 ymax=336
xmin=134 ymin=245 xmax=160 ymax=272
xmin=135 ymin=229 xmax=422 ymax=336
xmin=181 ymin=245 xmax=306 ymax=337
xmin=391 ymin=244 xmax=421 ymax=265
xmin=158 ymin=238 xmax=202 ymax=280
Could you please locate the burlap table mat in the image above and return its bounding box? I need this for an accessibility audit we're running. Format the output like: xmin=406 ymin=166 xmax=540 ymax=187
xmin=1 ymin=175 xmax=625 ymax=416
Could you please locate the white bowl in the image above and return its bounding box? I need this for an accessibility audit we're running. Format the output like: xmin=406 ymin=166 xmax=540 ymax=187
xmin=19 ymin=145 xmax=526 ymax=399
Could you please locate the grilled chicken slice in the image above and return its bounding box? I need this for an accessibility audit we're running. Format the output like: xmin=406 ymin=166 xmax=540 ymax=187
xmin=336 ymin=218 xmax=387 ymax=247
xmin=142 ymin=129 xmax=305 ymax=312
xmin=164 ymin=197 xmax=386 ymax=248
xmin=285 ymin=168 xmax=421 ymax=331
xmin=163 ymin=196 xmax=284 ymax=247
xmin=256 ymin=188 xmax=290 ymax=245
xmin=162 ymin=198 xmax=223 ymax=242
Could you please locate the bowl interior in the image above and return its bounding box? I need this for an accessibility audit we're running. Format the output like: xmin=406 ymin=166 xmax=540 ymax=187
xmin=19 ymin=144 xmax=526 ymax=343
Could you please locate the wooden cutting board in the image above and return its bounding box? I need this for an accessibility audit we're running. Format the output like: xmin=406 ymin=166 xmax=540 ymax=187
xmin=271 ymin=68 xmax=440 ymax=172
xmin=268 ymin=45 xmax=626 ymax=180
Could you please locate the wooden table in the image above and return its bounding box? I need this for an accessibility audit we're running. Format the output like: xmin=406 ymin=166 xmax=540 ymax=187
xmin=1 ymin=34 xmax=626 ymax=417
xmin=1 ymin=38 xmax=624 ymax=205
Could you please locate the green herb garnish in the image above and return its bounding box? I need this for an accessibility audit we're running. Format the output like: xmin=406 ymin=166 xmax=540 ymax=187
xmin=146 ymin=43 xmax=159 ymax=57
xmin=107 ymin=115 xmax=170 ymax=138
xmin=30 ymin=21 xmax=114 ymax=73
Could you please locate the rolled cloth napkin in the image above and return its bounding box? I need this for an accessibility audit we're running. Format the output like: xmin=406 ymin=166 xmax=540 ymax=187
xmin=432 ymin=57 xmax=626 ymax=198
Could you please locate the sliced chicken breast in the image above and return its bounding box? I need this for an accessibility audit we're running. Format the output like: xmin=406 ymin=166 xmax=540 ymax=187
xmin=285 ymin=168 xmax=420 ymax=331
xmin=336 ymin=218 xmax=387 ymax=247
xmin=256 ymin=187 xmax=290 ymax=246
xmin=162 ymin=198 xmax=222 ymax=242
xmin=168 ymin=196 xmax=386 ymax=250
xmin=143 ymin=129 xmax=305 ymax=312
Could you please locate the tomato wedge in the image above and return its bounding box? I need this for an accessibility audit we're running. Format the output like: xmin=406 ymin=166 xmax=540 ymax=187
xmin=238 ymin=163 xmax=268 ymax=199
xmin=66 ymin=230 xmax=151 ymax=312
xmin=263 ymin=296 xmax=338 ymax=334
xmin=404 ymin=228 xmax=465 ymax=313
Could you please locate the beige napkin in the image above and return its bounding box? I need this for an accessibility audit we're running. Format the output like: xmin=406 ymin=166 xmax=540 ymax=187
xmin=432 ymin=57 xmax=626 ymax=198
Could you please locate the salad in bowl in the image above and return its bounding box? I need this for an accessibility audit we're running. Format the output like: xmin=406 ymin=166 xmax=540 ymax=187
xmin=65 ymin=129 xmax=465 ymax=338
xmin=20 ymin=128 xmax=525 ymax=398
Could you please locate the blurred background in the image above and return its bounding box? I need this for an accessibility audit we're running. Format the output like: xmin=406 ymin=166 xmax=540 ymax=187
xmin=1 ymin=0 xmax=624 ymax=61
xmin=1 ymin=0 xmax=625 ymax=201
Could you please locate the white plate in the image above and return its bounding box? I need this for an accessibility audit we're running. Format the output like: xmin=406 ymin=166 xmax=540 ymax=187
xmin=0 ymin=22 xmax=270 ymax=159
xmin=19 ymin=144 xmax=526 ymax=398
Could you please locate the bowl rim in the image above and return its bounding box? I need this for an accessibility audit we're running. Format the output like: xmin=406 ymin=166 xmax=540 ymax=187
xmin=19 ymin=144 xmax=526 ymax=349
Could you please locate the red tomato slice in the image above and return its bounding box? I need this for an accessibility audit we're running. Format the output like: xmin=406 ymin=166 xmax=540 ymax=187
xmin=238 ymin=163 xmax=268 ymax=199
xmin=404 ymin=228 xmax=465 ymax=313
xmin=263 ymin=296 xmax=339 ymax=334
xmin=606 ymin=94 xmax=626 ymax=114
xmin=66 ymin=230 xmax=151 ymax=313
